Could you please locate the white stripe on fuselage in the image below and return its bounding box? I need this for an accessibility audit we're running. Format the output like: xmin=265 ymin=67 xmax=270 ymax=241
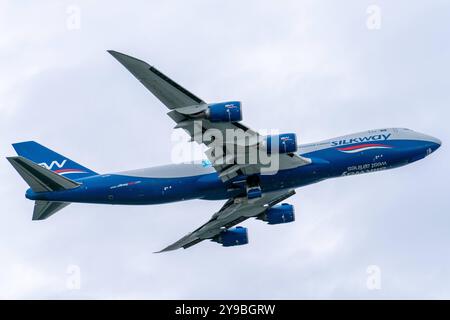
xmin=116 ymin=128 xmax=427 ymax=179
xmin=117 ymin=162 xmax=216 ymax=178
xmin=298 ymin=127 xmax=427 ymax=154
xmin=338 ymin=146 xmax=392 ymax=153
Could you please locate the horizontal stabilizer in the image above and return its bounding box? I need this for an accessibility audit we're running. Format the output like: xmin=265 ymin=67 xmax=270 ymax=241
xmin=33 ymin=201 xmax=70 ymax=220
xmin=7 ymin=156 xmax=80 ymax=192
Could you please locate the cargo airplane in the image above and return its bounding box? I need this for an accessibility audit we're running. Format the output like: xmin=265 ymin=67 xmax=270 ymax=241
xmin=7 ymin=51 xmax=441 ymax=252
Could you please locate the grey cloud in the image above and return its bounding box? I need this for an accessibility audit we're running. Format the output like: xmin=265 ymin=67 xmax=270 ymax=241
xmin=1 ymin=0 xmax=449 ymax=298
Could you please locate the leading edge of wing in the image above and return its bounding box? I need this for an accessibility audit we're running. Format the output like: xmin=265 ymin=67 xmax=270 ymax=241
xmin=154 ymin=235 xmax=203 ymax=253
xmin=155 ymin=190 xmax=296 ymax=253
xmin=154 ymin=198 xmax=237 ymax=253
xmin=108 ymin=50 xmax=205 ymax=109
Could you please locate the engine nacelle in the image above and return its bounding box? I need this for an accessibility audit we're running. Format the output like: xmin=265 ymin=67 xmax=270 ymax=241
xmin=213 ymin=226 xmax=249 ymax=247
xmin=247 ymin=186 xmax=262 ymax=199
xmin=263 ymin=203 xmax=295 ymax=225
xmin=206 ymin=101 xmax=242 ymax=122
xmin=264 ymin=133 xmax=298 ymax=154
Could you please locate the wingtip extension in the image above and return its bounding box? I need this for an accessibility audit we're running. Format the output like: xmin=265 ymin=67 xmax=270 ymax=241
xmin=107 ymin=50 xmax=151 ymax=66
xmin=153 ymin=247 xmax=172 ymax=254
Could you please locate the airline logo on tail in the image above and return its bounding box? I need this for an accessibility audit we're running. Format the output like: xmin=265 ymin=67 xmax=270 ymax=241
xmin=38 ymin=159 xmax=87 ymax=175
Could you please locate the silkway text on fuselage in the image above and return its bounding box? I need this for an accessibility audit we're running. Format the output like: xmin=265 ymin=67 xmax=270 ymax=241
xmin=331 ymin=134 xmax=391 ymax=146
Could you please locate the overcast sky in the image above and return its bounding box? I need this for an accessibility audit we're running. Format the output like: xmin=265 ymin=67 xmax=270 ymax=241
xmin=1 ymin=0 xmax=449 ymax=299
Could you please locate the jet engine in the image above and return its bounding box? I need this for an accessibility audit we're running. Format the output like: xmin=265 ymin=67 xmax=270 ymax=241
xmin=205 ymin=101 xmax=242 ymax=122
xmin=262 ymin=203 xmax=295 ymax=225
xmin=263 ymin=133 xmax=298 ymax=154
xmin=212 ymin=226 xmax=249 ymax=247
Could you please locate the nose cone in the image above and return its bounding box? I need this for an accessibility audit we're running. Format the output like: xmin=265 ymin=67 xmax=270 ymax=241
xmin=423 ymin=134 xmax=441 ymax=153
xmin=405 ymin=131 xmax=441 ymax=163
xmin=431 ymin=136 xmax=441 ymax=147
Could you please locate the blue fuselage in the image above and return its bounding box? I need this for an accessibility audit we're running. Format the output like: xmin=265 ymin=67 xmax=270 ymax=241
xmin=25 ymin=128 xmax=441 ymax=205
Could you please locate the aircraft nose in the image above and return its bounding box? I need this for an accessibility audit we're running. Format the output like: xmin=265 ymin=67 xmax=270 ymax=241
xmin=430 ymin=136 xmax=441 ymax=147
xmin=426 ymin=135 xmax=441 ymax=150
xmin=421 ymin=133 xmax=441 ymax=154
xmin=406 ymin=132 xmax=441 ymax=163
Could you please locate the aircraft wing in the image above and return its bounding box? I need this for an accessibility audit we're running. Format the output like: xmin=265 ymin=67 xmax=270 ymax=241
xmin=156 ymin=189 xmax=295 ymax=252
xmin=108 ymin=50 xmax=205 ymax=109
xmin=109 ymin=50 xmax=310 ymax=181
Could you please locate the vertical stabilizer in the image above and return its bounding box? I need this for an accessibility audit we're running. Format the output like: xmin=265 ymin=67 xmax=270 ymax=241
xmin=12 ymin=141 xmax=97 ymax=180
